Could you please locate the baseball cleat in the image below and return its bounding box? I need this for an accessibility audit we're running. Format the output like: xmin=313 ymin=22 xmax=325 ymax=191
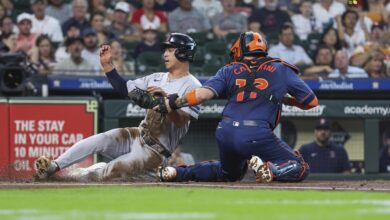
xmin=157 ymin=166 xmax=177 ymax=182
xmin=248 ymin=155 xmax=273 ymax=183
xmin=34 ymin=156 xmax=58 ymax=180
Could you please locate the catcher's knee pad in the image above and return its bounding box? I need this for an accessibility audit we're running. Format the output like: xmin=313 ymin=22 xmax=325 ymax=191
xmin=271 ymin=160 xmax=309 ymax=182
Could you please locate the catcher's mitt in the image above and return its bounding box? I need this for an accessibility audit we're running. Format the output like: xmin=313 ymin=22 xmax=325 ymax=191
xmin=128 ymin=87 xmax=169 ymax=113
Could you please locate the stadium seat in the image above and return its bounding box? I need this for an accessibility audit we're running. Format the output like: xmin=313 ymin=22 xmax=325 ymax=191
xmin=203 ymin=40 xmax=229 ymax=65
xmin=265 ymin=31 xmax=279 ymax=46
xmin=225 ymin=32 xmax=241 ymax=48
xmin=190 ymin=50 xmax=206 ymax=76
xmin=136 ymin=51 xmax=164 ymax=74
xmin=202 ymin=62 xmax=221 ymax=76
xmin=157 ymin=32 xmax=169 ymax=42
xmin=123 ymin=42 xmax=138 ymax=59
xmin=306 ymin=32 xmax=322 ymax=60
xmin=188 ymin=32 xmax=215 ymax=47
xmin=12 ymin=0 xmax=32 ymax=21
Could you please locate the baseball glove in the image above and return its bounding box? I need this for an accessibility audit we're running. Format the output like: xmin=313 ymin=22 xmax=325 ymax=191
xmin=128 ymin=87 xmax=169 ymax=113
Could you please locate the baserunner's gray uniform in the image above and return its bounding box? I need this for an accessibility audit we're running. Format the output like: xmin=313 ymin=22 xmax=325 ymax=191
xmin=54 ymin=72 xmax=201 ymax=180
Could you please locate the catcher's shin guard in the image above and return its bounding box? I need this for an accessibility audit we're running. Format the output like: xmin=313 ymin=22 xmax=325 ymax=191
xmin=271 ymin=159 xmax=309 ymax=182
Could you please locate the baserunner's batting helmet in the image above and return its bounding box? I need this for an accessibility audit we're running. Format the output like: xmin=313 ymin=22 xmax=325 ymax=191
xmin=229 ymin=32 xmax=268 ymax=62
xmin=162 ymin=33 xmax=197 ymax=62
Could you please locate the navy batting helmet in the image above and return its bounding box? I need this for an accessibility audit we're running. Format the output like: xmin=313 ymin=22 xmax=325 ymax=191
xmin=229 ymin=32 xmax=268 ymax=62
xmin=162 ymin=33 xmax=197 ymax=62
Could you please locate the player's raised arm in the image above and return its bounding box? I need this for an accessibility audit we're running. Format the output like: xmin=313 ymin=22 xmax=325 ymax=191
xmin=100 ymin=44 xmax=129 ymax=97
xmin=100 ymin=44 xmax=114 ymax=73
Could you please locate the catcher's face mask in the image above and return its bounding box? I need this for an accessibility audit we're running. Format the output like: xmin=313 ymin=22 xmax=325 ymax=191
xmin=229 ymin=32 xmax=268 ymax=62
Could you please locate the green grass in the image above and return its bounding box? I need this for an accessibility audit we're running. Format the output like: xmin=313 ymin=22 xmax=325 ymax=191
xmin=0 ymin=186 xmax=389 ymax=220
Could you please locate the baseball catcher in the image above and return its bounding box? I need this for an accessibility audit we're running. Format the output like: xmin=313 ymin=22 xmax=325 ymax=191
xmin=156 ymin=32 xmax=317 ymax=183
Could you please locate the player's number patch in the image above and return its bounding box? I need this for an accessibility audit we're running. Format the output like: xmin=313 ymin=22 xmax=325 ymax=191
xmin=235 ymin=78 xmax=269 ymax=102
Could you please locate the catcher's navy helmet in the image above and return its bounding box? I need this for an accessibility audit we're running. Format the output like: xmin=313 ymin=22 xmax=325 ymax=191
xmin=162 ymin=33 xmax=197 ymax=62
xmin=229 ymin=32 xmax=268 ymax=62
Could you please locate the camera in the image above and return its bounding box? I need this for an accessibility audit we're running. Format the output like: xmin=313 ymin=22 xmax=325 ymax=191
xmin=0 ymin=52 xmax=38 ymax=95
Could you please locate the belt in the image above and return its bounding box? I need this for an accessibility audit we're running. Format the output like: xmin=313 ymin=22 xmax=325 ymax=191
xmin=140 ymin=130 xmax=171 ymax=158
xmin=222 ymin=117 xmax=267 ymax=127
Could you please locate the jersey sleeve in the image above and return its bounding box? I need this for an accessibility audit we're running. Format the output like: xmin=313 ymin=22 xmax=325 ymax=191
xmin=126 ymin=73 xmax=155 ymax=92
xmin=285 ymin=67 xmax=316 ymax=105
xmin=202 ymin=67 xmax=227 ymax=98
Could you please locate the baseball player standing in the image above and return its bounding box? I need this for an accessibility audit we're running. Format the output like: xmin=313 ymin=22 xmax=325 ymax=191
xmin=156 ymin=32 xmax=318 ymax=183
xmin=34 ymin=33 xmax=201 ymax=181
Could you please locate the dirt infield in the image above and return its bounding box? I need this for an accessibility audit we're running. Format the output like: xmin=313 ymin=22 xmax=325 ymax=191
xmin=0 ymin=180 xmax=389 ymax=192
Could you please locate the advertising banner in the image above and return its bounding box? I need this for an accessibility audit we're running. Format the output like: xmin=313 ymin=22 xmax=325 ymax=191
xmin=105 ymin=99 xmax=390 ymax=119
xmin=0 ymin=98 xmax=9 ymax=179
xmin=7 ymin=98 xmax=98 ymax=180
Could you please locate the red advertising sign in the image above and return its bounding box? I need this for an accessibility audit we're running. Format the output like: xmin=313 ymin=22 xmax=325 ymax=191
xmin=0 ymin=99 xmax=9 ymax=179
xmin=8 ymin=99 xmax=98 ymax=180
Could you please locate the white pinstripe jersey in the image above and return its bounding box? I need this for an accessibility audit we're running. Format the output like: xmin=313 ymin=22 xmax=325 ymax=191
xmin=126 ymin=72 xmax=201 ymax=152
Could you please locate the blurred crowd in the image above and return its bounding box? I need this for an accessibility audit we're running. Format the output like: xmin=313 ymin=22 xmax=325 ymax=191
xmin=1 ymin=0 xmax=390 ymax=78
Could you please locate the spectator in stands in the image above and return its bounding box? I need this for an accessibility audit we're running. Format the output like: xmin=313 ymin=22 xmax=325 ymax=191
xmin=336 ymin=9 xmax=368 ymax=56
xmin=81 ymin=27 xmax=100 ymax=73
xmin=192 ymin=0 xmax=223 ymax=21
xmin=278 ymin=0 xmax=301 ymax=17
xmin=0 ymin=2 xmax=5 ymax=20
xmin=351 ymin=23 xmax=390 ymax=67
xmin=45 ymin=0 xmax=72 ymax=25
xmin=0 ymin=32 xmax=16 ymax=53
xmin=15 ymin=13 xmax=40 ymax=56
xmin=319 ymin=26 xmax=343 ymax=56
xmin=110 ymin=39 xmax=134 ymax=75
xmin=53 ymin=36 xmax=96 ymax=75
xmin=299 ymin=118 xmax=351 ymax=173
xmin=168 ymin=0 xmax=211 ymax=33
xmin=168 ymin=142 xmax=195 ymax=166
xmin=313 ymin=0 xmax=345 ymax=30
xmin=248 ymin=0 xmax=291 ymax=34
xmin=234 ymin=0 xmax=255 ymax=17
xmin=363 ymin=51 xmax=386 ymax=78
xmin=291 ymin=0 xmax=322 ymax=41
xmin=30 ymin=0 xmax=63 ymax=43
xmin=0 ymin=16 xmax=17 ymax=36
xmin=211 ymin=0 xmax=247 ymax=39
xmin=154 ymin=0 xmax=179 ymax=13
xmin=363 ymin=0 xmax=387 ymax=24
xmin=90 ymin=12 xmax=115 ymax=45
xmin=108 ymin=1 xmax=140 ymax=43
xmin=88 ymin=0 xmax=107 ymax=14
xmin=62 ymin=0 xmax=90 ymax=36
xmin=131 ymin=0 xmax=167 ymax=32
xmin=268 ymin=23 xmax=312 ymax=66
xmin=379 ymin=132 xmax=390 ymax=173
xmin=134 ymin=25 xmax=162 ymax=58
xmin=0 ymin=0 xmax=12 ymax=17
xmin=328 ymin=49 xmax=368 ymax=79
xmin=303 ymin=45 xmax=334 ymax=79
xmin=55 ymin=21 xmax=80 ymax=62
xmin=31 ymin=34 xmax=56 ymax=75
